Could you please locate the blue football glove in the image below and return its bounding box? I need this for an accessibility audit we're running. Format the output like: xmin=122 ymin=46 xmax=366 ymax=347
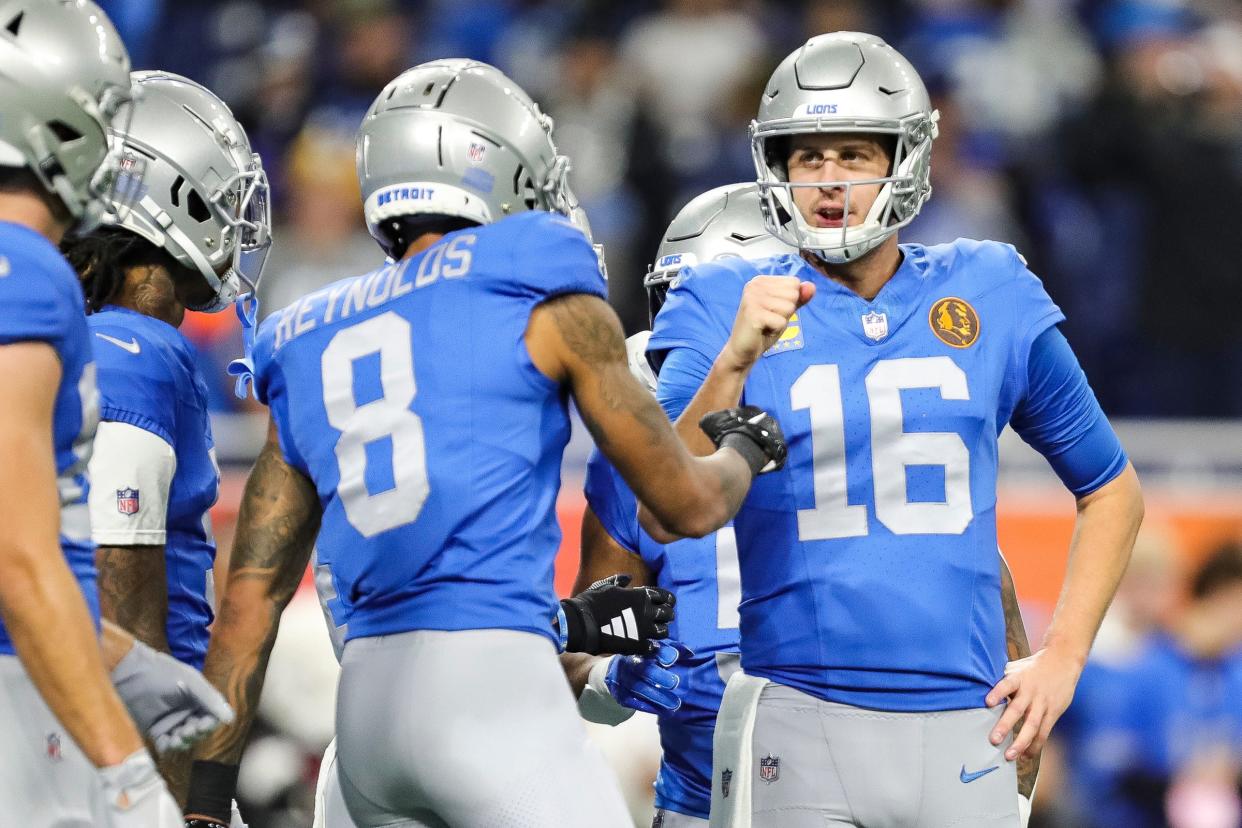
xmin=607 ymin=640 xmax=694 ymax=715
xmin=577 ymin=641 xmax=694 ymax=725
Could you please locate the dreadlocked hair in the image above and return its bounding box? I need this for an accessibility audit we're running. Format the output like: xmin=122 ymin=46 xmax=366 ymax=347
xmin=61 ymin=227 xmax=177 ymax=314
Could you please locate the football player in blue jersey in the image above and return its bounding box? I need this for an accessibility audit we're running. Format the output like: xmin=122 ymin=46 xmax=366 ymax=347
xmin=568 ymin=183 xmax=792 ymax=828
xmin=183 ymin=60 xmax=790 ymax=828
xmin=61 ymin=70 xmax=271 ymax=804
xmin=0 ymin=1 xmax=193 ymax=824
xmin=648 ymin=33 xmax=1144 ymax=827
xmin=576 ymin=182 xmax=1041 ymax=827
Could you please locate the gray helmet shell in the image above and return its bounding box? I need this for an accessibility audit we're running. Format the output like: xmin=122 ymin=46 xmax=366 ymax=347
xmin=0 ymin=0 xmax=134 ymax=230
xmin=751 ymin=32 xmax=938 ymax=263
xmin=357 ymin=59 xmax=571 ymax=257
xmin=110 ymin=71 xmax=271 ymax=312
xmin=644 ymin=183 xmax=795 ymax=322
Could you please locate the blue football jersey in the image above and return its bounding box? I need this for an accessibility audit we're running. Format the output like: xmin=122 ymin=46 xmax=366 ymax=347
xmin=89 ymin=306 xmax=220 ymax=668
xmin=250 ymin=211 xmax=607 ymax=645
xmin=0 ymin=222 xmax=99 ymax=655
xmin=584 ymin=449 xmax=739 ymax=819
xmin=651 ymin=240 xmax=1085 ymax=711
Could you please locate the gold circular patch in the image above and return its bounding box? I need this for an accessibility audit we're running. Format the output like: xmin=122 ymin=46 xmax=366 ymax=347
xmin=929 ymin=297 xmax=980 ymax=348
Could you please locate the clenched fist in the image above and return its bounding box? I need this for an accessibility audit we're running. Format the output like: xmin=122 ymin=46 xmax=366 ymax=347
xmin=721 ymin=275 xmax=815 ymax=369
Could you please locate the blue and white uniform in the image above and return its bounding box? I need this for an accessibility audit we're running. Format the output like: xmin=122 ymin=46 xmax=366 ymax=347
xmin=650 ymin=241 xmax=1128 ymax=826
xmin=0 ymin=222 xmax=103 ymax=822
xmin=586 ymin=450 xmax=740 ymax=824
xmin=87 ymin=306 xmax=220 ymax=668
xmin=247 ymin=210 xmax=631 ymax=827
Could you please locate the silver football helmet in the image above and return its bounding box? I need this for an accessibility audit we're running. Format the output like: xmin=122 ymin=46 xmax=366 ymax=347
xmin=0 ymin=0 xmax=136 ymax=230
xmin=357 ymin=59 xmax=572 ymax=258
xmin=644 ymin=183 xmax=794 ymax=323
xmin=109 ymin=71 xmax=271 ymax=311
xmin=751 ymin=32 xmax=938 ymax=263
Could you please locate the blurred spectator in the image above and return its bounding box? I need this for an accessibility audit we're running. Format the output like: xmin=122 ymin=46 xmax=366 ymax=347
xmin=259 ymin=125 xmax=381 ymax=314
xmin=1055 ymin=527 xmax=1187 ymax=827
xmin=307 ymin=0 xmax=415 ymax=134
xmin=544 ymin=27 xmax=645 ymax=327
xmin=1057 ymin=536 xmax=1242 ymax=828
xmin=1061 ymin=1 xmax=1242 ymax=416
xmin=905 ymin=92 xmax=1028 ymax=247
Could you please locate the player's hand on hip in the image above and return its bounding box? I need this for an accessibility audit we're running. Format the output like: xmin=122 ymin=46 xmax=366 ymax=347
xmin=560 ymin=574 xmax=676 ymax=656
xmin=721 ymin=275 xmax=815 ymax=369
xmin=111 ymin=638 xmax=235 ymax=753
xmin=985 ymin=646 xmax=1083 ymax=760
xmin=606 ymin=640 xmax=694 ymax=715
xmin=99 ymin=749 xmax=182 ymax=827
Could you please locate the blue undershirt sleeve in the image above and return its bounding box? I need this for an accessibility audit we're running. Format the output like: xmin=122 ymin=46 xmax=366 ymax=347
xmin=654 ymin=346 xmax=716 ymax=423
xmin=1010 ymin=327 xmax=1128 ymax=497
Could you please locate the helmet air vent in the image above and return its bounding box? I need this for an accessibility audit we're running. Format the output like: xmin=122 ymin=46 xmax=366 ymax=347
xmin=169 ymin=175 xmax=184 ymax=207
xmin=5 ymin=11 xmax=23 ymax=36
xmin=186 ymin=188 xmax=210 ymax=223
xmin=47 ymin=120 xmax=82 ymax=142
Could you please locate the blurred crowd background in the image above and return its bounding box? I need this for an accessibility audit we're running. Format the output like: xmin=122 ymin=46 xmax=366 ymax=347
xmin=101 ymin=0 xmax=1242 ymax=418
xmin=93 ymin=1 xmax=1242 ymax=826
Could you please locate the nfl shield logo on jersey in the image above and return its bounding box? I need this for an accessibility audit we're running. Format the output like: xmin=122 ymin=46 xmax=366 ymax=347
xmin=861 ymin=310 xmax=888 ymax=341
xmin=759 ymin=754 xmax=780 ymax=783
xmin=116 ymin=487 xmax=140 ymax=516
xmin=46 ymin=733 xmax=62 ymax=762
xmin=721 ymin=768 xmax=733 ymax=798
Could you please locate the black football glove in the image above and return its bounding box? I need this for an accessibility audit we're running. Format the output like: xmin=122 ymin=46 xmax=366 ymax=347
xmin=560 ymin=574 xmax=675 ymax=656
xmin=699 ymin=405 xmax=787 ymax=475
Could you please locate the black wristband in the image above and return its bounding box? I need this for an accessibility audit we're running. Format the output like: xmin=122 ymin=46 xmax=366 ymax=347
xmin=721 ymin=431 xmax=767 ymax=476
xmin=185 ymin=760 xmax=239 ymax=824
xmin=558 ymin=597 xmax=596 ymax=653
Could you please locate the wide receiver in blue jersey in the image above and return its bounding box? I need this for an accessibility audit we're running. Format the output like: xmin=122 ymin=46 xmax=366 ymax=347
xmin=649 ymin=33 xmax=1144 ymax=827
xmin=61 ymin=70 xmax=270 ymax=804
xmin=184 ymin=60 xmax=790 ymax=828
xmin=0 ymin=2 xmax=224 ymax=825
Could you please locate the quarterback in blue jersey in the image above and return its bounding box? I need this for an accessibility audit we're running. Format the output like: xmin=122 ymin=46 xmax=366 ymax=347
xmin=186 ymin=60 xmax=788 ymax=828
xmin=0 ymin=3 xmax=194 ymax=825
xmin=61 ymin=70 xmax=270 ymax=803
xmin=649 ymin=34 xmax=1144 ymax=827
xmin=579 ymin=183 xmax=1040 ymax=827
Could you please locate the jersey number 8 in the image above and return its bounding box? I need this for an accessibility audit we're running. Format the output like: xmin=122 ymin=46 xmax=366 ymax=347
xmin=321 ymin=312 xmax=429 ymax=537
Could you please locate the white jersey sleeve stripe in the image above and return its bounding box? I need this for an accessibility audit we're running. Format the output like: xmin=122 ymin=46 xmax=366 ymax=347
xmin=87 ymin=420 xmax=176 ymax=545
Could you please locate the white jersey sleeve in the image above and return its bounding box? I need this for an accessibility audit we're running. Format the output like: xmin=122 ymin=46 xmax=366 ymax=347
xmin=87 ymin=420 xmax=176 ymax=545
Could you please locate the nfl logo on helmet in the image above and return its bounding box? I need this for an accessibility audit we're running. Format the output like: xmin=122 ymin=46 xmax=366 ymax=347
xmin=116 ymin=488 xmax=140 ymax=516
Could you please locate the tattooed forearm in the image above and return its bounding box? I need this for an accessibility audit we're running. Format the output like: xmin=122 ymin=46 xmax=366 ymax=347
xmin=96 ymin=544 xmax=169 ymax=652
xmin=547 ymin=294 xmax=684 ymax=454
xmin=1000 ymin=558 xmax=1041 ymax=798
xmin=194 ymin=434 xmax=320 ymax=765
xmin=1000 ymin=561 xmax=1031 ymax=662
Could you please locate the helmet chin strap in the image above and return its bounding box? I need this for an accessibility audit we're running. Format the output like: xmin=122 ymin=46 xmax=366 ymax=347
xmin=788 ymin=178 xmax=897 ymax=264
